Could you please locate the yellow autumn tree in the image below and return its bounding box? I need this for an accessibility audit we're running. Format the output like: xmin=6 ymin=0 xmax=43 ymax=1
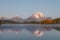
xmin=40 ymin=19 xmax=52 ymax=24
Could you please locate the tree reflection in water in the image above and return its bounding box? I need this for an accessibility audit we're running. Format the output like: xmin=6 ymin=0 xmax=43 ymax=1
xmin=0 ymin=26 xmax=60 ymax=37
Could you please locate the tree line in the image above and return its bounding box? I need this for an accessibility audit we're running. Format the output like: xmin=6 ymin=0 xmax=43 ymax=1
xmin=0 ymin=18 xmax=60 ymax=24
xmin=40 ymin=18 xmax=60 ymax=24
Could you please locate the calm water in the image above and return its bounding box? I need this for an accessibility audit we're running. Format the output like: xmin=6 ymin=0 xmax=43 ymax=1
xmin=0 ymin=24 xmax=60 ymax=40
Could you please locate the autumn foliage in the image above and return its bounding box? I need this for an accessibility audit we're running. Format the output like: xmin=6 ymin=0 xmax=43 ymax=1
xmin=40 ymin=19 xmax=52 ymax=24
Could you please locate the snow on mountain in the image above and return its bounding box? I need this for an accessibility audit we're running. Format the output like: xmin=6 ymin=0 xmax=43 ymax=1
xmin=0 ymin=16 xmax=6 ymax=20
xmin=31 ymin=12 xmax=44 ymax=18
xmin=0 ymin=12 xmax=51 ymax=23
xmin=25 ymin=12 xmax=51 ymax=22
xmin=25 ymin=12 xmax=45 ymax=22
xmin=9 ymin=16 xmax=24 ymax=22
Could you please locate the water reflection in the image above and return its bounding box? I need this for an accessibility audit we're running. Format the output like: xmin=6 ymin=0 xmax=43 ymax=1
xmin=0 ymin=25 xmax=60 ymax=37
xmin=52 ymin=27 xmax=60 ymax=31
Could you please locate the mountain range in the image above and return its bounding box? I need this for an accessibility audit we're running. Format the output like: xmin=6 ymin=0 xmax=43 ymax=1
xmin=0 ymin=12 xmax=51 ymax=23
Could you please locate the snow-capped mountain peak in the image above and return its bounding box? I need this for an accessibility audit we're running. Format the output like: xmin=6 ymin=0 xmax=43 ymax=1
xmin=9 ymin=16 xmax=24 ymax=22
xmin=25 ymin=12 xmax=51 ymax=22
xmin=31 ymin=12 xmax=44 ymax=18
xmin=0 ymin=16 xmax=6 ymax=20
xmin=10 ymin=16 xmax=21 ymax=19
xmin=33 ymin=12 xmax=44 ymax=18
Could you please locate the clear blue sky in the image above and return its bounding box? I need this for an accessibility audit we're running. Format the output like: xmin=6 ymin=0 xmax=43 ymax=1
xmin=0 ymin=0 xmax=60 ymax=18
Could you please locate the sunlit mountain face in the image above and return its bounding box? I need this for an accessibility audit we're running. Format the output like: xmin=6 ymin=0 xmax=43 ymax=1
xmin=9 ymin=16 xmax=24 ymax=23
xmin=0 ymin=12 xmax=52 ymax=23
xmin=25 ymin=12 xmax=52 ymax=22
xmin=31 ymin=12 xmax=45 ymax=18
xmin=0 ymin=16 xmax=6 ymax=20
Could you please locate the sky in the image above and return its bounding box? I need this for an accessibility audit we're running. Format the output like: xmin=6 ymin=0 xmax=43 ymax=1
xmin=0 ymin=0 xmax=60 ymax=18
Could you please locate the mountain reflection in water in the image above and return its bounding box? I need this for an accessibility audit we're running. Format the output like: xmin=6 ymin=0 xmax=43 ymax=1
xmin=0 ymin=24 xmax=60 ymax=37
xmin=0 ymin=24 xmax=60 ymax=40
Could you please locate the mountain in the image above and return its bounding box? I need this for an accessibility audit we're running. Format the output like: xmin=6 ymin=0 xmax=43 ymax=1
xmin=9 ymin=16 xmax=24 ymax=23
xmin=0 ymin=12 xmax=52 ymax=23
xmin=0 ymin=16 xmax=6 ymax=20
xmin=25 ymin=12 xmax=51 ymax=22
xmin=31 ymin=12 xmax=44 ymax=18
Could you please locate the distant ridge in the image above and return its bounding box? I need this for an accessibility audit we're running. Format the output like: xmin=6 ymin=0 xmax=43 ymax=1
xmin=0 ymin=16 xmax=6 ymax=20
xmin=9 ymin=16 xmax=24 ymax=23
xmin=0 ymin=12 xmax=51 ymax=23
